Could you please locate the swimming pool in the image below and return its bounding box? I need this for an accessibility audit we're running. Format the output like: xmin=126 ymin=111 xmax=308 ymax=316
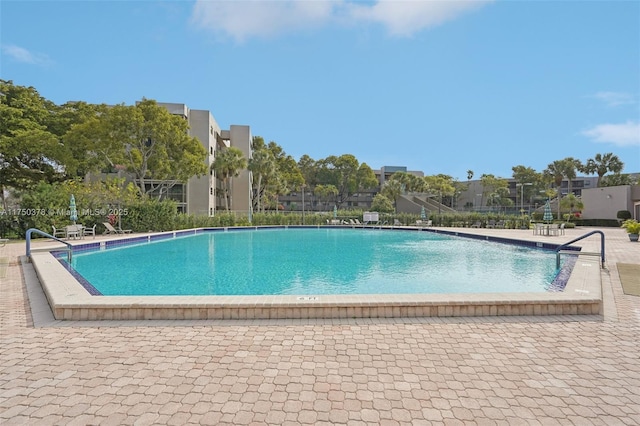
xmin=68 ymin=228 xmax=565 ymax=296
xmin=31 ymin=226 xmax=602 ymax=320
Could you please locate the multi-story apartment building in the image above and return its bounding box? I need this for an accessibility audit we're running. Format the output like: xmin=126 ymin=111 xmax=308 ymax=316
xmin=157 ymin=103 xmax=252 ymax=216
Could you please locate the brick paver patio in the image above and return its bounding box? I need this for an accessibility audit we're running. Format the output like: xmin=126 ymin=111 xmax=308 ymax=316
xmin=1 ymin=227 xmax=639 ymax=425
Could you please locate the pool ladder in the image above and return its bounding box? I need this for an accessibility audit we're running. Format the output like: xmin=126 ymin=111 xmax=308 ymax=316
xmin=555 ymin=230 xmax=605 ymax=269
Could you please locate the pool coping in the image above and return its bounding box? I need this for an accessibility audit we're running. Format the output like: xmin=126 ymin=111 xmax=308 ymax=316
xmin=29 ymin=226 xmax=602 ymax=320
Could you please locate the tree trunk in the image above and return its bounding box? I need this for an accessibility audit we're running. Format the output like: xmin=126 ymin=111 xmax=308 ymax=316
xmin=224 ymin=177 xmax=230 ymax=212
xmin=256 ymin=175 xmax=262 ymax=213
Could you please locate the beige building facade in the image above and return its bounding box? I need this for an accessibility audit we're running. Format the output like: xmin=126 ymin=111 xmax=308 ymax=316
xmin=581 ymin=184 xmax=640 ymax=221
xmin=156 ymin=103 xmax=252 ymax=216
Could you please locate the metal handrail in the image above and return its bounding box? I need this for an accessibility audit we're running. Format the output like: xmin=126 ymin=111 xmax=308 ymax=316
xmin=555 ymin=230 xmax=605 ymax=269
xmin=26 ymin=228 xmax=73 ymax=262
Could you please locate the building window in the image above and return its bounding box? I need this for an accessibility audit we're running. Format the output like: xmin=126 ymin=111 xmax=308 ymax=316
xmin=210 ymin=187 xmax=213 ymax=195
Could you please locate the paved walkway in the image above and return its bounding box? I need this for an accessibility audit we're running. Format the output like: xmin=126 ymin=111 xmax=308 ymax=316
xmin=1 ymin=227 xmax=639 ymax=425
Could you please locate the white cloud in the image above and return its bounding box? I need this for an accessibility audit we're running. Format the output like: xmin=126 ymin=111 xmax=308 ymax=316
xmin=1 ymin=44 xmax=51 ymax=66
xmin=592 ymin=91 xmax=635 ymax=107
xmin=347 ymin=0 xmax=492 ymax=37
xmin=191 ymin=0 xmax=493 ymax=42
xmin=582 ymin=121 xmax=640 ymax=147
xmin=191 ymin=1 xmax=338 ymax=42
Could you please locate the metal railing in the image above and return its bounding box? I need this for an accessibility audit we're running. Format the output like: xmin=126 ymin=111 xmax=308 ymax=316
xmin=555 ymin=230 xmax=605 ymax=269
xmin=25 ymin=228 xmax=73 ymax=262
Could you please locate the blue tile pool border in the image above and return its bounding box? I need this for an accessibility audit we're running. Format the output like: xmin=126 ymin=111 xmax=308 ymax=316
xmin=51 ymin=226 xmax=579 ymax=297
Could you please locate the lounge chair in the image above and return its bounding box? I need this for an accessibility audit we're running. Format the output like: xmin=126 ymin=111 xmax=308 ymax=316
xmin=393 ymin=219 xmax=402 ymax=226
xmin=103 ymin=222 xmax=132 ymax=234
xmin=470 ymin=221 xmax=481 ymax=228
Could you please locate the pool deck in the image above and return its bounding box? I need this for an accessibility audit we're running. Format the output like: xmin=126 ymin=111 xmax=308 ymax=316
xmin=2 ymin=226 xmax=640 ymax=424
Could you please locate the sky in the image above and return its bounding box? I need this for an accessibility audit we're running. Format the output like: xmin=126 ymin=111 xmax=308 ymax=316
xmin=1 ymin=0 xmax=639 ymax=181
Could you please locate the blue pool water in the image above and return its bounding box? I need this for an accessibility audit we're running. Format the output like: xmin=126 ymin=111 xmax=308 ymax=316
xmin=68 ymin=228 xmax=566 ymax=296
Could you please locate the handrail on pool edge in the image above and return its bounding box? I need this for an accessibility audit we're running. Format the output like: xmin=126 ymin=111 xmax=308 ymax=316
xmin=26 ymin=228 xmax=73 ymax=262
xmin=555 ymin=230 xmax=605 ymax=269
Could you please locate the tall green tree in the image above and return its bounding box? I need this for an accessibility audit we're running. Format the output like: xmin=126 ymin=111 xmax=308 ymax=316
xmin=356 ymin=163 xmax=379 ymax=194
xmin=314 ymin=184 xmax=339 ymax=210
xmin=268 ymin=141 xmax=303 ymax=202
xmin=560 ymin=157 xmax=583 ymax=196
xmin=512 ymin=165 xmax=546 ymax=209
xmin=248 ymin=138 xmax=278 ymax=213
xmin=251 ymin=137 xmax=303 ymax=212
xmin=479 ymin=174 xmax=508 ymax=209
xmin=389 ymin=171 xmax=425 ymax=193
xmin=381 ymin=179 xmax=404 ymax=210
xmin=104 ymin=99 xmax=208 ymax=198
xmin=424 ymin=175 xmax=456 ymax=212
xmin=582 ymin=153 xmax=624 ymax=187
xmin=211 ymin=146 xmax=247 ymax=211
xmin=316 ymin=154 xmax=377 ymax=207
xmin=61 ymin=102 xmax=119 ymax=177
xmin=544 ymin=160 xmax=566 ymax=219
xmin=0 ymin=80 xmax=67 ymax=209
xmin=297 ymin=154 xmax=319 ymax=189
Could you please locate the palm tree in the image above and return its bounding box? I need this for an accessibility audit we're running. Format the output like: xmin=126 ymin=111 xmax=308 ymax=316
xmin=381 ymin=179 xmax=404 ymax=211
xmin=544 ymin=160 xmax=565 ymax=220
xmin=559 ymin=194 xmax=584 ymax=222
xmin=248 ymin=148 xmax=277 ymax=213
xmin=560 ymin=157 xmax=583 ymax=196
xmin=582 ymin=153 xmax=624 ymax=187
xmin=389 ymin=171 xmax=421 ymax=193
xmin=210 ymin=147 xmax=247 ymax=212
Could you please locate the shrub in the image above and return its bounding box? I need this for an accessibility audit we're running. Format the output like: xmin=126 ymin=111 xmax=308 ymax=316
xmin=574 ymin=218 xmax=620 ymax=227
xmin=617 ymin=210 xmax=632 ymax=220
xmin=124 ymin=199 xmax=177 ymax=232
xmin=371 ymin=194 xmax=394 ymax=213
